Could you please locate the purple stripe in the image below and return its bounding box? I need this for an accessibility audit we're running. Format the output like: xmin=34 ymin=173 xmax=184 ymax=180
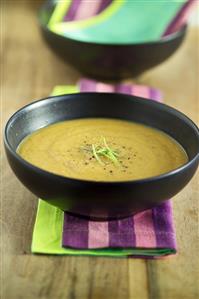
xmin=149 ymin=88 xmax=162 ymax=102
xmin=62 ymin=213 xmax=89 ymax=248
xmin=97 ymin=0 xmax=113 ymax=14
xmin=163 ymin=0 xmax=195 ymax=35
xmin=152 ymin=201 xmax=177 ymax=249
xmin=63 ymin=0 xmax=113 ymax=22
xmin=108 ymin=217 xmax=136 ymax=248
xmin=79 ymin=78 xmax=97 ymax=92
xmin=115 ymin=84 xmax=132 ymax=95
xmin=63 ymin=0 xmax=82 ymax=22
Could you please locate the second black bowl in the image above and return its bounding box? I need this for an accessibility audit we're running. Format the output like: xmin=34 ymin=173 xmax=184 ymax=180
xmin=4 ymin=93 xmax=199 ymax=219
xmin=39 ymin=1 xmax=187 ymax=80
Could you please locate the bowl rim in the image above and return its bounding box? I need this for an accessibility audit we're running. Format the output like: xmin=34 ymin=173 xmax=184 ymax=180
xmin=38 ymin=2 xmax=187 ymax=47
xmin=4 ymin=92 xmax=199 ymax=186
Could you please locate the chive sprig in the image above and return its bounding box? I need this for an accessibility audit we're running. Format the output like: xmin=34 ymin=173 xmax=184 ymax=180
xmin=91 ymin=137 xmax=119 ymax=165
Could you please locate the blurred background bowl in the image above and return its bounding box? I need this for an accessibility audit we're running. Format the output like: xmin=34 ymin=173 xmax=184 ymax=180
xmin=39 ymin=1 xmax=187 ymax=80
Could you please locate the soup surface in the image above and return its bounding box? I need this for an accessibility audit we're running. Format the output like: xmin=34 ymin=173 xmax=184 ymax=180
xmin=17 ymin=118 xmax=188 ymax=181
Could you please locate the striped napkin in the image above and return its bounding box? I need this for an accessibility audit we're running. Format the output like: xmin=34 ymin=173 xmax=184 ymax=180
xmin=61 ymin=0 xmax=196 ymax=36
xmin=31 ymin=79 xmax=177 ymax=258
xmin=48 ymin=0 xmax=195 ymax=43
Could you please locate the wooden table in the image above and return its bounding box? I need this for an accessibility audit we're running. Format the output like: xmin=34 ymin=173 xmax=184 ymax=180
xmin=1 ymin=2 xmax=199 ymax=299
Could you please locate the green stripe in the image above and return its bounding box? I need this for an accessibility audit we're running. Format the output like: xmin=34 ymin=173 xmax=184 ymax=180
xmin=48 ymin=0 xmax=72 ymax=28
xmin=51 ymin=85 xmax=79 ymax=96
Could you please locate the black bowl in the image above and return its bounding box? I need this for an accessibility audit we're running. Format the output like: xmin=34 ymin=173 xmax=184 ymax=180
xmin=4 ymin=93 xmax=199 ymax=219
xmin=39 ymin=1 xmax=187 ymax=80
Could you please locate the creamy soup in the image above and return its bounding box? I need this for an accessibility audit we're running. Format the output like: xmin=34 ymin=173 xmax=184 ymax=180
xmin=17 ymin=118 xmax=188 ymax=181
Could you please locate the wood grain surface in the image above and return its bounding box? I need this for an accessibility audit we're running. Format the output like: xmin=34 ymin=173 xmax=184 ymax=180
xmin=1 ymin=1 xmax=199 ymax=299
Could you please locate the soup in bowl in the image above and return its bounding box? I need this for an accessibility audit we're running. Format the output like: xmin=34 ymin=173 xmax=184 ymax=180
xmin=4 ymin=93 xmax=199 ymax=219
xmin=17 ymin=118 xmax=188 ymax=182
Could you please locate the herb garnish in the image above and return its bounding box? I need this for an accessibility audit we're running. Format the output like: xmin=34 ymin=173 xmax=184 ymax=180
xmin=91 ymin=137 xmax=119 ymax=165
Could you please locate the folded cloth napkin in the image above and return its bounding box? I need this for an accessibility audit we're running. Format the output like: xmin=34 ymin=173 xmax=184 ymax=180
xmin=62 ymin=0 xmax=196 ymax=35
xmin=48 ymin=0 xmax=187 ymax=43
xmin=31 ymin=79 xmax=177 ymax=258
